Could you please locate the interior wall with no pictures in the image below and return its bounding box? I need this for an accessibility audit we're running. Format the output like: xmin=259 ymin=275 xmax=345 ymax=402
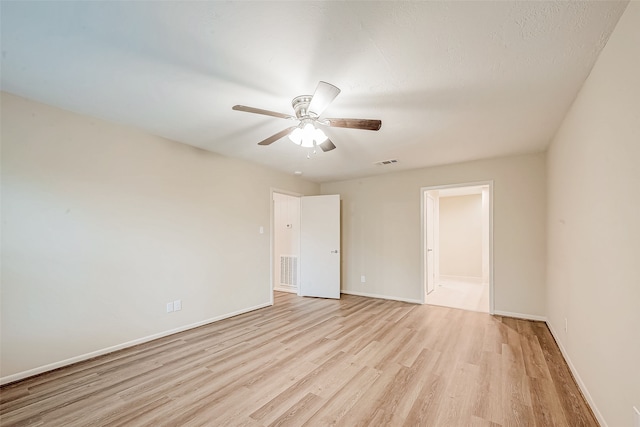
xmin=321 ymin=152 xmax=546 ymax=317
xmin=545 ymin=2 xmax=640 ymax=426
xmin=0 ymin=92 xmax=320 ymax=382
xmin=439 ymin=194 xmax=483 ymax=279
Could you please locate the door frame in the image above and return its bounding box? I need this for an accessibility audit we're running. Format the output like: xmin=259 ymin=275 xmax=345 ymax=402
xmin=270 ymin=188 xmax=303 ymax=306
xmin=420 ymin=181 xmax=494 ymax=314
xmin=425 ymin=193 xmax=436 ymax=294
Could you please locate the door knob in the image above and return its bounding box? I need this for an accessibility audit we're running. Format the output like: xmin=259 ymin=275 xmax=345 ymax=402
xmin=427 ymin=248 xmax=433 ymax=252
xmin=331 ymin=249 xmax=339 ymax=254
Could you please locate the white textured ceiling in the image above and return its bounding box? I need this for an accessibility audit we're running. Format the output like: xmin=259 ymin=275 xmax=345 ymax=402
xmin=0 ymin=1 xmax=628 ymax=183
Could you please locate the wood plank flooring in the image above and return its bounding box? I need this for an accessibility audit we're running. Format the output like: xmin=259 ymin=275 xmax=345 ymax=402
xmin=0 ymin=292 xmax=598 ymax=426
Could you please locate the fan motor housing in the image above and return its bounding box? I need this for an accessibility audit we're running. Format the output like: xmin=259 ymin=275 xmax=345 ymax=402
xmin=291 ymin=95 xmax=315 ymax=119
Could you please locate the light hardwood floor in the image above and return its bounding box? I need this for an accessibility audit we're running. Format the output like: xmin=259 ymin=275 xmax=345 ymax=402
xmin=1 ymin=292 xmax=597 ymax=426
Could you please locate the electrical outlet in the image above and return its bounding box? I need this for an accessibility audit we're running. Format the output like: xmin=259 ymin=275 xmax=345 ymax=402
xmin=174 ymin=299 xmax=182 ymax=311
xmin=166 ymin=302 xmax=174 ymax=313
xmin=633 ymin=406 xmax=640 ymax=427
xmin=361 ymin=275 xmax=366 ymax=283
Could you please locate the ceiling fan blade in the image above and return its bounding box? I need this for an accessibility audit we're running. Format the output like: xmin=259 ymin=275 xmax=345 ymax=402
xmin=324 ymin=118 xmax=382 ymax=131
xmin=319 ymin=139 xmax=336 ymax=152
xmin=258 ymin=126 xmax=298 ymax=146
xmin=308 ymin=81 xmax=341 ymax=116
xmin=233 ymin=105 xmax=295 ymax=120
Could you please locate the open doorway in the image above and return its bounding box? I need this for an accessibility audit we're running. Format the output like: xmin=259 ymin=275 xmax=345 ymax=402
xmin=421 ymin=182 xmax=493 ymax=313
xmin=270 ymin=190 xmax=342 ymax=305
xmin=272 ymin=191 xmax=302 ymax=298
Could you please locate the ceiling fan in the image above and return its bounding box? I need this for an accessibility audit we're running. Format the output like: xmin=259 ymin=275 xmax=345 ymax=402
xmin=232 ymin=81 xmax=381 ymax=152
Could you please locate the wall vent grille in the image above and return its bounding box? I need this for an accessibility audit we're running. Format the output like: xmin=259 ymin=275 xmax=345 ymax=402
xmin=374 ymin=159 xmax=398 ymax=166
xmin=280 ymin=255 xmax=298 ymax=287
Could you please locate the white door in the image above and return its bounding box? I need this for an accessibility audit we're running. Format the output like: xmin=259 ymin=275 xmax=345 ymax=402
xmin=299 ymin=195 xmax=340 ymax=299
xmin=426 ymin=194 xmax=435 ymax=294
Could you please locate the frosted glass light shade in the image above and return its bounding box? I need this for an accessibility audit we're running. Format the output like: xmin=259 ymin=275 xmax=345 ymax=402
xmin=314 ymin=128 xmax=327 ymax=143
xmin=289 ymin=128 xmax=302 ymax=145
xmin=288 ymin=123 xmax=327 ymax=148
xmin=300 ymin=123 xmax=315 ymax=147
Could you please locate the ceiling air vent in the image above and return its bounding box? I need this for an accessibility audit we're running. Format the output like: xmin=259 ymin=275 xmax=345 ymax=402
xmin=374 ymin=159 xmax=398 ymax=166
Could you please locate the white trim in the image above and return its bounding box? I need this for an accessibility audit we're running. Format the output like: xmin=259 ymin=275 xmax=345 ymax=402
xmin=488 ymin=184 xmax=494 ymax=315
xmin=546 ymin=321 xmax=607 ymax=427
xmin=341 ymin=290 xmax=422 ymax=305
xmin=421 ymin=181 xmax=494 ymax=192
xmin=0 ymin=302 xmax=271 ymax=386
xmin=274 ymin=286 xmax=298 ymax=294
xmin=493 ymin=310 xmax=547 ymax=322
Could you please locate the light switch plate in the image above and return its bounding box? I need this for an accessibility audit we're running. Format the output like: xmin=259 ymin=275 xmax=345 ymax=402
xmin=166 ymin=302 xmax=174 ymax=313
xmin=174 ymin=299 xmax=182 ymax=311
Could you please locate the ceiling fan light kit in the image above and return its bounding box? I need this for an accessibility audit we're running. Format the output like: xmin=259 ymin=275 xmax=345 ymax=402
xmin=232 ymin=81 xmax=381 ymax=153
xmin=289 ymin=121 xmax=328 ymax=148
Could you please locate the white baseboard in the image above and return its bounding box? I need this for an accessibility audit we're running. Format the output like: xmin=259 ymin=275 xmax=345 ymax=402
xmin=274 ymin=286 xmax=298 ymax=294
xmin=546 ymin=321 xmax=607 ymax=427
xmin=0 ymin=302 xmax=272 ymax=386
xmin=493 ymin=310 xmax=547 ymax=322
xmin=439 ymin=274 xmax=484 ymax=284
xmin=341 ymin=290 xmax=422 ymax=304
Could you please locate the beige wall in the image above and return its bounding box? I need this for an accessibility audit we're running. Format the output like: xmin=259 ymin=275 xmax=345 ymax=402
xmin=439 ymin=194 xmax=483 ymax=279
xmin=321 ymin=152 xmax=546 ymax=316
xmin=0 ymin=92 xmax=319 ymax=381
xmin=546 ymin=3 xmax=640 ymax=426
